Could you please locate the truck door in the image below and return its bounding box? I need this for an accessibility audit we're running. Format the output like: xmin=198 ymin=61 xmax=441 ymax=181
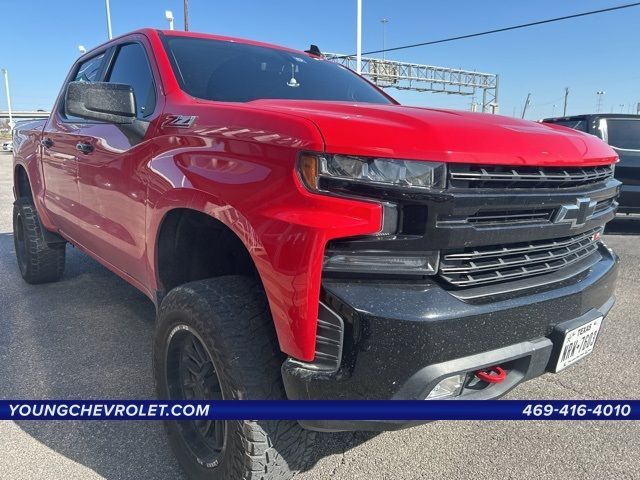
xmin=74 ymin=40 xmax=161 ymax=284
xmin=41 ymin=52 xmax=107 ymax=239
xmin=601 ymin=117 xmax=640 ymax=211
xmin=602 ymin=118 xmax=640 ymax=183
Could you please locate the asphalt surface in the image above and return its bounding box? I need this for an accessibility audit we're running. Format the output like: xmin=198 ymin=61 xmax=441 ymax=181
xmin=0 ymin=150 xmax=638 ymax=480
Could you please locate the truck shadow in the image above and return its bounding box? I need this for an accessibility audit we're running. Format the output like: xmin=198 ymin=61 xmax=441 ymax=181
xmin=0 ymin=233 xmax=372 ymax=479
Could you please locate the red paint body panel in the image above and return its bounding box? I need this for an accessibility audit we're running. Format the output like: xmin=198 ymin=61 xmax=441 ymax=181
xmin=247 ymin=100 xmax=617 ymax=166
xmin=12 ymin=28 xmax=619 ymax=361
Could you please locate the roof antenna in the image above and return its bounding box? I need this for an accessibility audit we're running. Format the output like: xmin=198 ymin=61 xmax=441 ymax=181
xmin=305 ymin=44 xmax=322 ymax=57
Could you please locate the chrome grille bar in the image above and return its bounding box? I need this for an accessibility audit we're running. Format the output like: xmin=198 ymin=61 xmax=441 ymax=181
xmin=449 ymin=164 xmax=614 ymax=189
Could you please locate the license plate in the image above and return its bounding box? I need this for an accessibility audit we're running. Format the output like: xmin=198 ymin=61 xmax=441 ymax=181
xmin=554 ymin=317 xmax=602 ymax=372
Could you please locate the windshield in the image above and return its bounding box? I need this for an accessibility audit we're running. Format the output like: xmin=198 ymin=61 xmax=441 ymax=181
xmin=606 ymin=118 xmax=640 ymax=150
xmin=163 ymin=36 xmax=394 ymax=104
xmin=551 ymin=119 xmax=588 ymax=132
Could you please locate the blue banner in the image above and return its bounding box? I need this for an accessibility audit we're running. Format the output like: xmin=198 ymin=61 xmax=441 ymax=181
xmin=0 ymin=400 xmax=637 ymax=421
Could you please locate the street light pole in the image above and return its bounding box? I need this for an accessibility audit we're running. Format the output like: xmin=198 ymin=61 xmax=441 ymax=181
xmin=184 ymin=0 xmax=189 ymax=31
xmin=596 ymin=91 xmax=605 ymax=113
xmin=1 ymin=69 xmax=14 ymax=131
xmin=165 ymin=10 xmax=174 ymax=30
xmin=381 ymin=18 xmax=389 ymax=60
xmin=105 ymin=0 xmax=113 ymax=39
xmin=356 ymin=0 xmax=362 ymax=74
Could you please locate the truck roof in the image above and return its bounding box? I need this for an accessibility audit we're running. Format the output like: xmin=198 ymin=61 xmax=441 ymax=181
xmin=83 ymin=27 xmax=310 ymax=59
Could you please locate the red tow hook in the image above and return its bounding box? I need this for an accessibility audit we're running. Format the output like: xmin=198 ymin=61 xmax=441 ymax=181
xmin=475 ymin=366 xmax=507 ymax=384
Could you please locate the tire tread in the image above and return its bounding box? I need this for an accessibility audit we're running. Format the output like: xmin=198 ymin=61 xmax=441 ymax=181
xmin=155 ymin=276 xmax=315 ymax=480
xmin=13 ymin=198 xmax=65 ymax=284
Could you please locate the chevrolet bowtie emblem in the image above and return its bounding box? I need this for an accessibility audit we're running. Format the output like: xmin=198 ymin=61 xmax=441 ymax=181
xmin=554 ymin=198 xmax=597 ymax=228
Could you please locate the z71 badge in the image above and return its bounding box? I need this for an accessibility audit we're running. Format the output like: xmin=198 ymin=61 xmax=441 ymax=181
xmin=162 ymin=115 xmax=197 ymax=128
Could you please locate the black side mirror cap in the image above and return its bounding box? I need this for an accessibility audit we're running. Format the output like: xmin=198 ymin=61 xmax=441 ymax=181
xmin=65 ymin=81 xmax=136 ymax=124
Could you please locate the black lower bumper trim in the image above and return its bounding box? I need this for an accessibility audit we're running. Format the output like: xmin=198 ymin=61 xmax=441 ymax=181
xmin=282 ymin=246 xmax=618 ymax=432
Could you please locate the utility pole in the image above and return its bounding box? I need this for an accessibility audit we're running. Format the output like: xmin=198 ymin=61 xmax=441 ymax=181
xmin=356 ymin=0 xmax=362 ymax=74
xmin=381 ymin=18 xmax=389 ymax=60
xmin=105 ymin=0 xmax=113 ymax=39
xmin=1 ymin=69 xmax=13 ymax=131
xmin=596 ymin=91 xmax=605 ymax=113
xmin=563 ymin=87 xmax=569 ymax=116
xmin=521 ymin=93 xmax=531 ymax=119
xmin=552 ymin=104 xmax=557 ymax=117
xmin=184 ymin=0 xmax=189 ymax=31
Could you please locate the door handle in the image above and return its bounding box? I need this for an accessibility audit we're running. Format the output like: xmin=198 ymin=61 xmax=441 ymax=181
xmin=76 ymin=142 xmax=94 ymax=154
xmin=41 ymin=137 xmax=54 ymax=148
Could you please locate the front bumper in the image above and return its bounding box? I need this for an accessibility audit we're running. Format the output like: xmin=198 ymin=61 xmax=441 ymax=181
xmin=282 ymin=245 xmax=618 ymax=432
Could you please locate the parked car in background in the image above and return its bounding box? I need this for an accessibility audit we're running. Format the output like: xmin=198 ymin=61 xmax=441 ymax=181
xmin=1 ymin=141 xmax=12 ymax=152
xmin=543 ymin=114 xmax=639 ymax=214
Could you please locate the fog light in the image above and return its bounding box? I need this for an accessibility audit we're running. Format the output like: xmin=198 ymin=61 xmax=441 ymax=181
xmin=426 ymin=374 xmax=465 ymax=400
xmin=323 ymin=250 xmax=439 ymax=275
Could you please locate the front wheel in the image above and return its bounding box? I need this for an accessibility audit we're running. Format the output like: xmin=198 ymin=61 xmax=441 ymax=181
xmin=154 ymin=276 xmax=315 ymax=480
xmin=13 ymin=197 xmax=65 ymax=284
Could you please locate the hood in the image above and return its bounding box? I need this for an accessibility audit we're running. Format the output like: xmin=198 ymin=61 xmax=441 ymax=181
xmin=249 ymin=100 xmax=617 ymax=166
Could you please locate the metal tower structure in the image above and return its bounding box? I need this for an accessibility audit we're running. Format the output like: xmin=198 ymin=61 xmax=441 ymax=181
xmin=325 ymin=53 xmax=500 ymax=113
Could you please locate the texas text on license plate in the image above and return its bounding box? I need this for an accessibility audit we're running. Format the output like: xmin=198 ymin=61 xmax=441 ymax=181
xmin=554 ymin=317 xmax=602 ymax=372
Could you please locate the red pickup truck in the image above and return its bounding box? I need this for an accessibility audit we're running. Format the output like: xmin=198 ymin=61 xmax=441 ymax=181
xmin=12 ymin=29 xmax=619 ymax=479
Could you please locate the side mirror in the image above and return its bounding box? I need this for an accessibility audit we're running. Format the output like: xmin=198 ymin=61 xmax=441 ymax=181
xmin=65 ymin=81 xmax=136 ymax=124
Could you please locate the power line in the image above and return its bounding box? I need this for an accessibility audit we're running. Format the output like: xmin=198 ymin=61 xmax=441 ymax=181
xmin=352 ymin=2 xmax=640 ymax=57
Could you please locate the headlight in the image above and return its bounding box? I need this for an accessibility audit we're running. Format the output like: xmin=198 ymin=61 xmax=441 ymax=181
xmin=297 ymin=153 xmax=444 ymax=277
xmin=298 ymin=153 xmax=446 ymax=192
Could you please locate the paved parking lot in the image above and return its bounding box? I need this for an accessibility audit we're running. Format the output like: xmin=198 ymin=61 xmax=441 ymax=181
xmin=0 ymin=151 xmax=638 ymax=479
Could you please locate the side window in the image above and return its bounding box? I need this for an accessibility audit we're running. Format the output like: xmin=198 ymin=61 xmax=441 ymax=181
xmin=61 ymin=53 xmax=106 ymax=120
xmin=74 ymin=53 xmax=105 ymax=82
xmin=107 ymin=43 xmax=157 ymax=118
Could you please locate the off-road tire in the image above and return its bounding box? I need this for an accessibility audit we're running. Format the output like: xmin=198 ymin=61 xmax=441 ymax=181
xmin=13 ymin=197 xmax=65 ymax=284
xmin=154 ymin=275 xmax=316 ymax=480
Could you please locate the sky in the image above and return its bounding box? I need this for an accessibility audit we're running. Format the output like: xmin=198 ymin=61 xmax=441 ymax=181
xmin=0 ymin=0 xmax=638 ymax=119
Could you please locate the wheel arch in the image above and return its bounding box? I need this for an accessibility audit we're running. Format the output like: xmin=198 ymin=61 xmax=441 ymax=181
xmin=14 ymin=164 xmax=33 ymax=199
xmin=154 ymin=206 xmax=264 ymax=299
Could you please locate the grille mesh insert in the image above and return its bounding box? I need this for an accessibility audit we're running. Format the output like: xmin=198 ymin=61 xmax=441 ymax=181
xmin=438 ymin=228 xmax=601 ymax=287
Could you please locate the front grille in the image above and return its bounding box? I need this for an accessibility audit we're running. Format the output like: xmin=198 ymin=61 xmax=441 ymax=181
xmin=449 ymin=164 xmax=614 ymax=189
xmin=438 ymin=228 xmax=601 ymax=287
xmin=594 ymin=198 xmax=617 ymax=214
xmin=464 ymin=208 xmax=555 ymax=227
xmin=439 ymin=198 xmax=616 ymax=229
